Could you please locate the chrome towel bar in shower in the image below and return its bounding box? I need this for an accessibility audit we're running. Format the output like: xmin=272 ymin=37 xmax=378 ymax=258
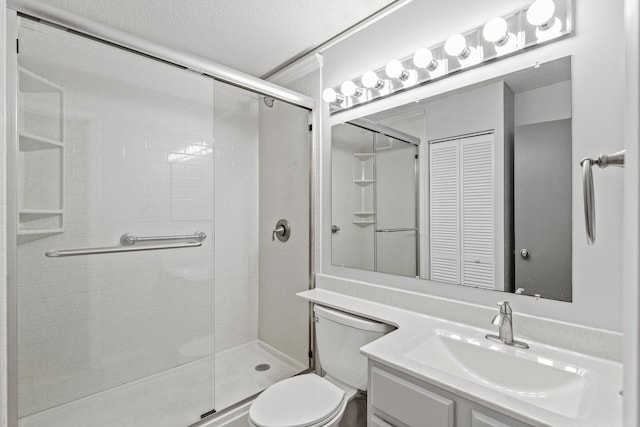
xmin=120 ymin=231 xmax=206 ymax=245
xmin=375 ymin=228 xmax=418 ymax=233
xmin=45 ymin=231 xmax=207 ymax=257
xmin=580 ymin=149 xmax=625 ymax=245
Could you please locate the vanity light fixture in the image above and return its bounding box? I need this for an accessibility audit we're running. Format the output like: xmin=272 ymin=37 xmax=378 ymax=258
xmin=323 ymin=0 xmax=572 ymax=113
xmin=385 ymin=59 xmax=410 ymax=81
xmin=483 ymin=17 xmax=519 ymax=55
xmin=413 ymin=48 xmax=438 ymax=71
xmin=527 ymin=0 xmax=562 ymax=40
xmin=340 ymin=80 xmax=363 ymax=97
xmin=361 ymin=70 xmax=386 ymax=90
xmin=483 ymin=17 xmax=509 ymax=46
xmin=444 ymin=34 xmax=471 ymax=59
xmin=322 ymin=88 xmax=345 ymax=105
xmin=526 ymin=0 xmax=556 ymax=29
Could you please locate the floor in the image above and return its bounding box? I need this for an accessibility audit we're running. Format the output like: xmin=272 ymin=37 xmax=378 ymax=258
xmin=18 ymin=340 xmax=306 ymax=427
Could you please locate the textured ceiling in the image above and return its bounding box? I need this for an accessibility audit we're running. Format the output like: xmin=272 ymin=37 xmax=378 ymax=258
xmin=38 ymin=0 xmax=396 ymax=77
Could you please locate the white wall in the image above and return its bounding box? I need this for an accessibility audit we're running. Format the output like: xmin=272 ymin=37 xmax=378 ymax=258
xmin=320 ymin=0 xmax=626 ymax=332
xmin=515 ymin=80 xmax=572 ymax=126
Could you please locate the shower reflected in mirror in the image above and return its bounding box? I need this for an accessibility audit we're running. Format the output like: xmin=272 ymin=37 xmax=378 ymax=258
xmin=331 ymin=56 xmax=572 ymax=302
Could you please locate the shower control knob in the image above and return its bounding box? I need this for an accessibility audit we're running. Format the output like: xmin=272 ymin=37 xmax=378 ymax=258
xmin=272 ymin=219 xmax=291 ymax=242
xmin=520 ymin=249 xmax=530 ymax=259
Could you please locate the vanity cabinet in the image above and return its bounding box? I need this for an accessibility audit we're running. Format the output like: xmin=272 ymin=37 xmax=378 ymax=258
xmin=368 ymin=362 xmax=534 ymax=427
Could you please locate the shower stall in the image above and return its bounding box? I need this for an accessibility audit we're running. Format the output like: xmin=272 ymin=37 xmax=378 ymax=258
xmin=6 ymin=10 xmax=313 ymax=427
xmin=331 ymin=121 xmax=419 ymax=277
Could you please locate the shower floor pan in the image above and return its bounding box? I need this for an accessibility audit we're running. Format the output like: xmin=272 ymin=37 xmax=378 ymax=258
xmin=18 ymin=340 xmax=306 ymax=427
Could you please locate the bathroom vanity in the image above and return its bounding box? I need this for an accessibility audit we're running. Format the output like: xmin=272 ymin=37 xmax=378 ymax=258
xmin=368 ymin=361 xmax=533 ymax=427
xmin=298 ymin=288 xmax=623 ymax=427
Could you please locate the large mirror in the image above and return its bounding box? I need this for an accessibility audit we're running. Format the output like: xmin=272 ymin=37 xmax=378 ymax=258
xmin=331 ymin=56 xmax=572 ymax=302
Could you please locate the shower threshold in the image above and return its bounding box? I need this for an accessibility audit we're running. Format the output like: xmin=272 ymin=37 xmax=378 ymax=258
xmin=18 ymin=340 xmax=306 ymax=427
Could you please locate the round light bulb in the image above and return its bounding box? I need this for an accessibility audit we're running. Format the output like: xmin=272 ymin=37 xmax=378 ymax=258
xmin=322 ymin=88 xmax=338 ymax=103
xmin=340 ymin=80 xmax=360 ymax=97
xmin=483 ymin=17 xmax=509 ymax=44
xmin=536 ymin=16 xmax=562 ymax=40
xmin=413 ymin=48 xmax=437 ymax=70
xmin=362 ymin=71 xmax=382 ymax=89
xmin=527 ymin=0 xmax=556 ymax=27
xmin=444 ymin=34 xmax=469 ymax=58
xmin=385 ymin=59 xmax=405 ymax=79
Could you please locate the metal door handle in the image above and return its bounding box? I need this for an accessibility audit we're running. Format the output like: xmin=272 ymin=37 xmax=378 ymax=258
xmin=520 ymin=249 xmax=529 ymax=259
xmin=331 ymin=225 xmax=340 ymax=233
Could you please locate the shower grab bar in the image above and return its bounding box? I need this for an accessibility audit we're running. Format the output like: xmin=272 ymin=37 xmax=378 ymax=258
xmin=120 ymin=231 xmax=206 ymax=245
xmin=375 ymin=228 xmax=418 ymax=233
xmin=45 ymin=241 xmax=202 ymax=257
xmin=580 ymin=149 xmax=625 ymax=245
xmin=45 ymin=231 xmax=207 ymax=257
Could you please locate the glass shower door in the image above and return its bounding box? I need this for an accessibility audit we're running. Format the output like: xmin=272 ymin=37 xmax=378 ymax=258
xmin=375 ymin=135 xmax=419 ymax=277
xmin=14 ymin=18 xmax=216 ymax=426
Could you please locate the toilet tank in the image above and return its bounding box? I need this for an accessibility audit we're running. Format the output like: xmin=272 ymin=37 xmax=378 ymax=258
xmin=314 ymin=305 xmax=394 ymax=391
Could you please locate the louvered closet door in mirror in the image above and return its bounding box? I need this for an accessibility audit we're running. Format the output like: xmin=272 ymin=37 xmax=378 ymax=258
xmin=429 ymin=133 xmax=496 ymax=288
xmin=429 ymin=139 xmax=461 ymax=284
xmin=460 ymin=134 xmax=495 ymax=289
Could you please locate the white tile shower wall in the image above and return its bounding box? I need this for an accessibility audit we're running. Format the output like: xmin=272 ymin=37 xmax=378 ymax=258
xmin=15 ymin=40 xmax=216 ymax=416
xmin=258 ymin=97 xmax=310 ymax=366
xmin=213 ymin=83 xmax=260 ymax=353
xmin=273 ymin=68 xmax=322 ymax=277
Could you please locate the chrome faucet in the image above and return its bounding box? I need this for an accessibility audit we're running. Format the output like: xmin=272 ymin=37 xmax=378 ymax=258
xmin=485 ymin=301 xmax=529 ymax=349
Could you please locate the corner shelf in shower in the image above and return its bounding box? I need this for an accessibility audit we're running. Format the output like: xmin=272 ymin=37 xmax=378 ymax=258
xmin=17 ymin=67 xmax=65 ymax=237
xmin=353 ymin=152 xmax=375 ymax=225
xmin=353 ymin=220 xmax=376 ymax=226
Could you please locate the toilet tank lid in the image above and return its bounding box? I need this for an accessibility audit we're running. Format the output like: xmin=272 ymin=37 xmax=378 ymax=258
xmin=314 ymin=305 xmax=395 ymax=333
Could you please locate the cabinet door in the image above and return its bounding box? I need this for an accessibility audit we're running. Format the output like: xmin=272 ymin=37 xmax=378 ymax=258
xmin=429 ymin=139 xmax=460 ymax=284
xmin=460 ymin=133 xmax=495 ymax=289
xmin=471 ymin=410 xmax=515 ymax=427
xmin=370 ymin=366 xmax=454 ymax=427
xmin=370 ymin=415 xmax=396 ymax=427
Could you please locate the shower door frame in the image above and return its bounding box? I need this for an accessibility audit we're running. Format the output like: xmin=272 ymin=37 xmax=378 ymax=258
xmin=3 ymin=3 xmax=317 ymax=426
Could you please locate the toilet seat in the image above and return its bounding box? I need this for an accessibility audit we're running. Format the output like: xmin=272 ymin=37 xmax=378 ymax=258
xmin=249 ymin=374 xmax=347 ymax=427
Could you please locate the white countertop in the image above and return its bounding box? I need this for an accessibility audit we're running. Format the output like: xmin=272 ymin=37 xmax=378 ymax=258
xmin=298 ymin=288 xmax=623 ymax=427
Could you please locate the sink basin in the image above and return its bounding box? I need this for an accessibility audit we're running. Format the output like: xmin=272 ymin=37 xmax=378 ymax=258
xmin=402 ymin=330 xmax=591 ymax=418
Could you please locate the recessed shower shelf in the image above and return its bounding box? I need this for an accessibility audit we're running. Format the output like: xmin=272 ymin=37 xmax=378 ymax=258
xmin=19 ymin=132 xmax=63 ymax=151
xmin=18 ymin=210 xmax=64 ymax=235
xmin=17 ymin=228 xmax=64 ymax=236
xmin=354 ymin=212 xmax=375 ymax=216
xmin=18 ymin=67 xmax=65 ymax=239
xmin=19 ymin=66 xmax=64 ymax=93
xmin=353 ymin=220 xmax=376 ymax=226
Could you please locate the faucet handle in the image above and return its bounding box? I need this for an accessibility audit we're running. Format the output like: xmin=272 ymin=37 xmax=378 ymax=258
xmin=496 ymin=301 xmax=512 ymax=314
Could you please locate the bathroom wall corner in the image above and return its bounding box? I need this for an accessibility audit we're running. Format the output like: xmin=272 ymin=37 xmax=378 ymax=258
xmin=0 ymin=2 xmax=8 ymax=426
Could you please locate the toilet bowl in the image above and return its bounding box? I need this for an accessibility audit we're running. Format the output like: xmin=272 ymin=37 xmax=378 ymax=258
xmin=248 ymin=305 xmax=394 ymax=427
xmin=248 ymin=374 xmax=355 ymax=427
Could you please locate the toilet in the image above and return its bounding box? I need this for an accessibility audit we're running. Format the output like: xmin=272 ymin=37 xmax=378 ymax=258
xmin=248 ymin=305 xmax=394 ymax=427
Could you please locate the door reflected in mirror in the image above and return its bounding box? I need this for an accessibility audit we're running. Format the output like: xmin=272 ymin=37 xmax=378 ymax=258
xmin=331 ymin=56 xmax=572 ymax=302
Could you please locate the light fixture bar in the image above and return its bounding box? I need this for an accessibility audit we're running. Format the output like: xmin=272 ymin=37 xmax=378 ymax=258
xmin=324 ymin=0 xmax=572 ymax=114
